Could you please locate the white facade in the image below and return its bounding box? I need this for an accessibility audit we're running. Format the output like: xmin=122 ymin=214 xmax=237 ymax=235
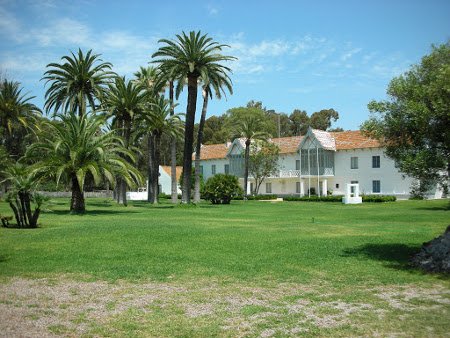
xmin=127 ymin=166 xmax=181 ymax=201
xmin=198 ymin=128 xmax=443 ymax=199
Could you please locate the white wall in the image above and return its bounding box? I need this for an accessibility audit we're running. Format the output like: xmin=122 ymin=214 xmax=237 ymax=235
xmin=332 ymin=148 xmax=414 ymax=196
xmin=159 ymin=168 xmax=182 ymax=195
xmin=201 ymin=159 xmax=230 ymax=180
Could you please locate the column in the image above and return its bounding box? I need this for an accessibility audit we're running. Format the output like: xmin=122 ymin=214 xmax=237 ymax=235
xmin=300 ymin=180 xmax=305 ymax=196
xmin=322 ymin=179 xmax=328 ymax=196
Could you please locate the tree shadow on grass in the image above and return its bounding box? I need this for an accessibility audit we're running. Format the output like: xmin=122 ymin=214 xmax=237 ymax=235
xmin=46 ymin=209 xmax=140 ymax=216
xmin=341 ymin=243 xmax=421 ymax=271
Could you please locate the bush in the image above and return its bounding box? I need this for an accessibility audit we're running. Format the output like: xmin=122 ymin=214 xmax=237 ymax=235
xmin=202 ymin=174 xmax=243 ymax=204
xmin=362 ymin=195 xmax=396 ymax=202
xmin=233 ymin=194 xmax=278 ymax=200
xmin=284 ymin=195 xmax=396 ymax=202
xmin=284 ymin=195 xmax=343 ymax=202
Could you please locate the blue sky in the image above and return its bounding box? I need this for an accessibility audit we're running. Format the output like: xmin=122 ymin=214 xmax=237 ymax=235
xmin=1 ymin=0 xmax=449 ymax=130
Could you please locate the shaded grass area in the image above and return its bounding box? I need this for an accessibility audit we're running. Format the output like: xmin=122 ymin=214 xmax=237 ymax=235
xmin=0 ymin=198 xmax=448 ymax=285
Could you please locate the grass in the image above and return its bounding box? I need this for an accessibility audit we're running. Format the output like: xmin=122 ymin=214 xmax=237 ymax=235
xmin=0 ymin=198 xmax=449 ymax=337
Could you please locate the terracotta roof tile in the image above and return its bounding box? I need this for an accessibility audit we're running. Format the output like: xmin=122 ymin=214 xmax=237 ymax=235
xmin=161 ymin=166 xmax=183 ymax=181
xmin=330 ymin=130 xmax=380 ymax=150
xmin=271 ymin=136 xmax=303 ymax=153
xmin=195 ymin=143 xmax=229 ymax=160
xmin=197 ymin=131 xmax=380 ymax=159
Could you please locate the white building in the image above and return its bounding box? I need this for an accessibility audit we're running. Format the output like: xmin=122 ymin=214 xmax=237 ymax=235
xmin=127 ymin=165 xmax=182 ymax=201
xmin=197 ymin=128 xmax=443 ymax=199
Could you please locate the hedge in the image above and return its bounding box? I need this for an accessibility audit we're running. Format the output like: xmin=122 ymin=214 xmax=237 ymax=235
xmin=233 ymin=194 xmax=278 ymax=200
xmin=284 ymin=194 xmax=396 ymax=202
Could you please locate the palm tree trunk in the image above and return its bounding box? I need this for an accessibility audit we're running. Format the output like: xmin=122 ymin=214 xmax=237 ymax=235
xmin=194 ymin=88 xmax=209 ymax=203
xmin=147 ymin=134 xmax=155 ymax=203
xmin=152 ymin=132 xmax=162 ymax=204
xmin=169 ymin=80 xmax=178 ymax=204
xmin=181 ymin=75 xmax=198 ymax=204
xmin=70 ymin=175 xmax=85 ymax=212
xmin=244 ymin=139 xmax=251 ymax=199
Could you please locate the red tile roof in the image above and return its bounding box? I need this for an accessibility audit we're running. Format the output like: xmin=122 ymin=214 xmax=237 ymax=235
xmin=331 ymin=130 xmax=380 ymax=150
xmin=195 ymin=143 xmax=230 ymax=160
xmin=161 ymin=166 xmax=183 ymax=181
xmin=271 ymin=136 xmax=303 ymax=154
xmin=197 ymin=130 xmax=380 ymax=160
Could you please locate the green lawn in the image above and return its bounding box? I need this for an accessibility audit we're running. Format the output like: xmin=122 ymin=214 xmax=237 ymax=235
xmin=0 ymin=198 xmax=449 ymax=337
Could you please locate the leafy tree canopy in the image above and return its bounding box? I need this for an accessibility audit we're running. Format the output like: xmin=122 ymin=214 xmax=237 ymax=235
xmin=361 ymin=41 xmax=450 ymax=192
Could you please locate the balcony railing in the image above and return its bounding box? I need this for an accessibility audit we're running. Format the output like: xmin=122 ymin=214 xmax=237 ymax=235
xmin=269 ymin=168 xmax=334 ymax=178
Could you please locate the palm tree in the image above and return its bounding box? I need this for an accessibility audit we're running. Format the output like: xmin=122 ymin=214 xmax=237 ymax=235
xmin=137 ymin=96 xmax=183 ymax=204
xmin=27 ymin=112 xmax=142 ymax=213
xmin=0 ymin=80 xmax=41 ymax=158
xmin=152 ymin=31 xmax=236 ymax=203
xmin=42 ymin=49 xmax=115 ymax=117
xmin=193 ymin=72 xmax=233 ymax=202
xmin=230 ymin=109 xmax=270 ymax=198
xmin=2 ymin=163 xmax=47 ymax=228
xmin=136 ymin=66 xmax=181 ymax=204
xmin=103 ymin=76 xmax=146 ymax=205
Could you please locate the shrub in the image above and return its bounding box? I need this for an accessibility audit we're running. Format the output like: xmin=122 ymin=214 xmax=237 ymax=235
xmin=233 ymin=194 xmax=278 ymax=200
xmin=362 ymin=195 xmax=396 ymax=202
xmin=202 ymin=174 xmax=243 ymax=204
xmin=284 ymin=195 xmax=343 ymax=202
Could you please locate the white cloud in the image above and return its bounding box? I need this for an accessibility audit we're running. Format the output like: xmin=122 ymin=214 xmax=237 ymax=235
xmin=207 ymin=4 xmax=219 ymax=15
xmin=340 ymin=47 xmax=362 ymax=61
xmin=32 ymin=18 xmax=91 ymax=47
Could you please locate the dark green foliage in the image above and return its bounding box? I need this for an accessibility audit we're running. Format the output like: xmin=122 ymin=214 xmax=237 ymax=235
xmin=233 ymin=194 xmax=278 ymax=200
xmin=3 ymin=164 xmax=48 ymax=227
xmin=202 ymin=174 xmax=243 ymax=204
xmin=284 ymin=195 xmax=344 ymax=202
xmin=362 ymin=195 xmax=397 ymax=202
xmin=284 ymin=195 xmax=396 ymax=202
xmin=362 ymin=42 xmax=450 ymax=193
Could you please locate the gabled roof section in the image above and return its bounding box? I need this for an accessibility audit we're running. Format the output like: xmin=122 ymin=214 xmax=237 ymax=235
xmin=299 ymin=128 xmax=336 ymax=151
xmin=226 ymin=138 xmax=245 ymax=157
xmin=331 ymin=130 xmax=380 ymax=150
xmin=193 ymin=143 xmax=230 ymax=160
xmin=160 ymin=166 xmax=183 ymax=181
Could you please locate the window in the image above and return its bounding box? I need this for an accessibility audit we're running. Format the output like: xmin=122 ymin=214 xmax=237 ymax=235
xmin=200 ymin=165 xmax=203 ymax=175
xmin=351 ymin=180 xmax=358 ymax=184
xmin=295 ymin=160 xmax=300 ymax=170
xmin=211 ymin=164 xmax=216 ymax=175
xmin=372 ymin=156 xmax=380 ymax=168
xmin=372 ymin=180 xmax=381 ymax=193
xmin=250 ymin=183 xmax=254 ymax=194
xmin=224 ymin=164 xmax=229 ymax=174
xmin=296 ymin=182 xmax=301 ymax=193
xmin=336 ymin=183 xmax=339 ymax=189
xmin=266 ymin=182 xmax=272 ymax=193
xmin=350 ymin=157 xmax=358 ymax=169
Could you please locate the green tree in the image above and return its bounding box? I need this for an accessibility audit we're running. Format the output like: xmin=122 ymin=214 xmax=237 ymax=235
xmin=43 ymin=49 xmax=115 ymax=117
xmin=0 ymin=79 xmax=41 ymax=158
xmin=362 ymin=42 xmax=450 ymax=195
xmin=2 ymin=164 xmax=47 ymax=228
xmin=152 ymin=31 xmax=235 ymax=203
xmin=138 ymin=96 xmax=183 ymax=204
xmin=194 ymin=72 xmax=233 ymax=202
xmin=103 ymin=76 xmax=146 ymax=205
xmin=289 ymin=109 xmax=309 ymax=136
xmin=228 ymin=107 xmax=270 ymax=197
xmin=309 ymin=108 xmax=339 ymax=130
xmin=28 ymin=112 xmax=142 ymax=213
xmin=135 ymin=66 xmax=179 ymax=204
xmin=248 ymin=141 xmax=280 ymax=194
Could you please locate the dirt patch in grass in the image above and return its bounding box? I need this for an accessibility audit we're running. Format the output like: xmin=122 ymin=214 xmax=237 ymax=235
xmin=0 ymin=276 xmax=449 ymax=337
